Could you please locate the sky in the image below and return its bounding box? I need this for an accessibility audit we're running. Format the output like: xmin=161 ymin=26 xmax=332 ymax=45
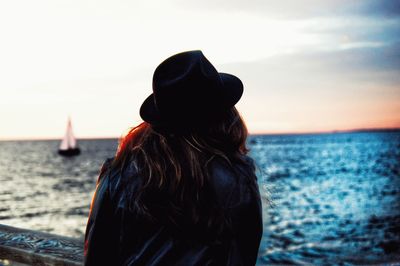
xmin=0 ymin=0 xmax=399 ymax=139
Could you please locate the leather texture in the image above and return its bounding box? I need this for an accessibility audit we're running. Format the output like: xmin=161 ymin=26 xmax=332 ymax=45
xmin=84 ymin=155 xmax=263 ymax=266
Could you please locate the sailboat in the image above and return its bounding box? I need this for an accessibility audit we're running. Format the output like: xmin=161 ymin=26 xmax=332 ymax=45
xmin=58 ymin=118 xmax=81 ymax=156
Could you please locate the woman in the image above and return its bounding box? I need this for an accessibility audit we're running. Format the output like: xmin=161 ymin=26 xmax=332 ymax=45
xmin=84 ymin=51 xmax=263 ymax=266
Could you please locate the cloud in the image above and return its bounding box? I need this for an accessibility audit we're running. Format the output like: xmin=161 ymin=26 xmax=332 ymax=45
xmin=173 ymin=0 xmax=400 ymax=19
xmin=299 ymin=42 xmax=400 ymax=73
xmin=222 ymin=42 xmax=400 ymax=132
xmin=352 ymin=0 xmax=400 ymax=18
xmin=306 ymin=17 xmax=400 ymax=47
xmin=225 ymin=41 xmax=400 ymax=93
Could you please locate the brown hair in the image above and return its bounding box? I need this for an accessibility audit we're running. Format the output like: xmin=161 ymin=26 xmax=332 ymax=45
xmin=111 ymin=107 xmax=255 ymax=234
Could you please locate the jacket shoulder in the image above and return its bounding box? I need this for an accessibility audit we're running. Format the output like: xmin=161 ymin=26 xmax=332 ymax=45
xmin=104 ymin=158 xmax=142 ymax=206
xmin=207 ymin=155 xmax=257 ymax=208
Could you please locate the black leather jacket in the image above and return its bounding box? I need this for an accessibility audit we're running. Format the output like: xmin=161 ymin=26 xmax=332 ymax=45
xmin=84 ymin=156 xmax=262 ymax=266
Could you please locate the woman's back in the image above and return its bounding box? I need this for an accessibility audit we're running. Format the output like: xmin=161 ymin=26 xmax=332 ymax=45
xmin=85 ymin=155 xmax=262 ymax=266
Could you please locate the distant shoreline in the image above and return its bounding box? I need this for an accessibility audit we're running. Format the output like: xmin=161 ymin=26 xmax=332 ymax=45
xmin=1 ymin=127 xmax=399 ymax=142
xmin=251 ymin=127 xmax=400 ymax=136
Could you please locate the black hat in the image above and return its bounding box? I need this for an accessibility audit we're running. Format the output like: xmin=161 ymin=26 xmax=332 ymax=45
xmin=139 ymin=50 xmax=243 ymax=128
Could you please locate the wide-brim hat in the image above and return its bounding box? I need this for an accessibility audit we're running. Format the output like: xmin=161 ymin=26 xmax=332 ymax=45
xmin=140 ymin=50 xmax=243 ymax=128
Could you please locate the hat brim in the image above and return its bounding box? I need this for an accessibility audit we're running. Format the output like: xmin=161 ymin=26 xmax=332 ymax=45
xmin=139 ymin=72 xmax=243 ymax=125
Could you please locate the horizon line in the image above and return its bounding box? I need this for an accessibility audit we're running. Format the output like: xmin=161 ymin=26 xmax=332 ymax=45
xmin=1 ymin=126 xmax=399 ymax=142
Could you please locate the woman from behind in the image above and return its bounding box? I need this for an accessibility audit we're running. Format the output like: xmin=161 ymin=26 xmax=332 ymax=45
xmin=84 ymin=50 xmax=263 ymax=266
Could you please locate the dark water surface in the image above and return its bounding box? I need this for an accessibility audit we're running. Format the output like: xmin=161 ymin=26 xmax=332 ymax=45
xmin=251 ymin=132 xmax=400 ymax=265
xmin=0 ymin=132 xmax=399 ymax=265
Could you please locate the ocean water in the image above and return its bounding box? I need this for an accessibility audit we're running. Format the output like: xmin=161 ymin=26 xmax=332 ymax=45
xmin=0 ymin=131 xmax=399 ymax=265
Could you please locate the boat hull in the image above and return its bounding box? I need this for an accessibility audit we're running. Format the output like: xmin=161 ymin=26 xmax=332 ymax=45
xmin=58 ymin=148 xmax=81 ymax=156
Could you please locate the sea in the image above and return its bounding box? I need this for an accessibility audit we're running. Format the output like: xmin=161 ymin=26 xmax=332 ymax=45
xmin=0 ymin=131 xmax=399 ymax=265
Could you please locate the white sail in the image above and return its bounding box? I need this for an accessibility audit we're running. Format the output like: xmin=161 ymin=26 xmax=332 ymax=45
xmin=59 ymin=118 xmax=78 ymax=150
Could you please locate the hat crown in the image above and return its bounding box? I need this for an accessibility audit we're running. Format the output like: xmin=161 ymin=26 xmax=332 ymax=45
xmin=140 ymin=50 xmax=243 ymax=128
xmin=153 ymin=50 xmax=218 ymax=85
xmin=152 ymin=51 xmax=223 ymax=116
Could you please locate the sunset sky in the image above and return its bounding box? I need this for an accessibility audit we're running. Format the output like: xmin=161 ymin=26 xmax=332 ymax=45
xmin=0 ymin=0 xmax=399 ymax=139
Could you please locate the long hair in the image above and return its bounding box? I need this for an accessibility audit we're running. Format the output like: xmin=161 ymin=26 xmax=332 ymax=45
xmin=111 ymin=107 xmax=255 ymax=235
